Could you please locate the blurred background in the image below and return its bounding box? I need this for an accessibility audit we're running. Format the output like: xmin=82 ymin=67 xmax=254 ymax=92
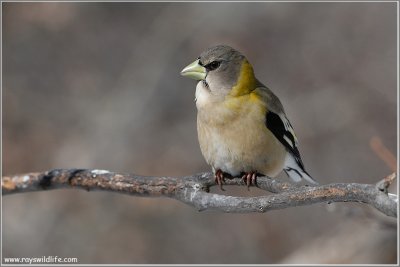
xmin=2 ymin=2 xmax=397 ymax=264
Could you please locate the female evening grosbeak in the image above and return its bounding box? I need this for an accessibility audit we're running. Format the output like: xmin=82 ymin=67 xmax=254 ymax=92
xmin=181 ymin=45 xmax=317 ymax=189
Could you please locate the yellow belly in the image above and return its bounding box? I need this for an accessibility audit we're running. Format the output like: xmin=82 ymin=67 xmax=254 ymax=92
xmin=197 ymin=94 xmax=287 ymax=177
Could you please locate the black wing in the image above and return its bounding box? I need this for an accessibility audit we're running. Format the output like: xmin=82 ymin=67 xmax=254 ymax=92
xmin=265 ymin=111 xmax=305 ymax=169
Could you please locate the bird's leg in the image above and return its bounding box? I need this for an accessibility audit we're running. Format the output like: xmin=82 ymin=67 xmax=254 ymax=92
xmin=214 ymin=169 xmax=226 ymax=191
xmin=241 ymin=171 xmax=258 ymax=190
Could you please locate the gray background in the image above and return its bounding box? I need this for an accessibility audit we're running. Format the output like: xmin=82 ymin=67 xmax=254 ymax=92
xmin=3 ymin=2 xmax=397 ymax=264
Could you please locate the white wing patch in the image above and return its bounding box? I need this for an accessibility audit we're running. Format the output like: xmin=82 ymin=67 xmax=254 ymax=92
xmin=279 ymin=114 xmax=298 ymax=146
xmin=283 ymin=135 xmax=294 ymax=148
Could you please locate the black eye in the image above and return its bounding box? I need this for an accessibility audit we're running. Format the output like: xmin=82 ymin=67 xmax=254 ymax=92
xmin=205 ymin=61 xmax=220 ymax=71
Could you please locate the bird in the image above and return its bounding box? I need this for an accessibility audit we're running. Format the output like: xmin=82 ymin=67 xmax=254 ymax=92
xmin=180 ymin=45 xmax=317 ymax=189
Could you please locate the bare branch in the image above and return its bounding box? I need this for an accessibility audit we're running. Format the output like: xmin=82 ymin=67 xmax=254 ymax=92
xmin=2 ymin=169 xmax=397 ymax=218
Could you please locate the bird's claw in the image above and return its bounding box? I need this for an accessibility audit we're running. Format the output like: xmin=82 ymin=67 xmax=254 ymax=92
xmin=215 ymin=170 xmax=258 ymax=191
xmin=215 ymin=169 xmax=226 ymax=191
xmin=241 ymin=172 xmax=258 ymax=190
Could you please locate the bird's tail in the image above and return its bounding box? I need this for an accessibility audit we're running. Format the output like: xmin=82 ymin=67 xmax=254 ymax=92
xmin=284 ymin=154 xmax=318 ymax=185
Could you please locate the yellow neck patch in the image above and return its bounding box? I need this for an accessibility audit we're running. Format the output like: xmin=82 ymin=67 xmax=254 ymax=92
xmin=229 ymin=59 xmax=257 ymax=97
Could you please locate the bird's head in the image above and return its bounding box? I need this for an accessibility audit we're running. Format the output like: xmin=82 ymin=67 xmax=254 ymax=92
xmin=181 ymin=45 xmax=257 ymax=99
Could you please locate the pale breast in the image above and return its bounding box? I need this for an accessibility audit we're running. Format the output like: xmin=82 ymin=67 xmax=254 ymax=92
xmin=196 ymin=94 xmax=287 ymax=177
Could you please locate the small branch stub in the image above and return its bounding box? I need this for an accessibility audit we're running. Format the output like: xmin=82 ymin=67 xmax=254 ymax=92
xmin=1 ymin=169 xmax=397 ymax=218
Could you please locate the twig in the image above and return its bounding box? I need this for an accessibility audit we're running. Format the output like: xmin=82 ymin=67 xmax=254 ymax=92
xmin=376 ymin=172 xmax=397 ymax=194
xmin=370 ymin=136 xmax=397 ymax=172
xmin=2 ymin=169 xmax=397 ymax=218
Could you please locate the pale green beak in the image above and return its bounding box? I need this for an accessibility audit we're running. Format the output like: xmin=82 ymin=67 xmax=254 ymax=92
xmin=180 ymin=59 xmax=206 ymax=80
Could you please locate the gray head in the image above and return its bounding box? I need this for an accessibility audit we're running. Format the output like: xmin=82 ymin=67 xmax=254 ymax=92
xmin=181 ymin=45 xmax=250 ymax=97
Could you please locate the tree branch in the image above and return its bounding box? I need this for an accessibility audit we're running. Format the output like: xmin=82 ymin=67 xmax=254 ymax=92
xmin=2 ymin=169 xmax=397 ymax=218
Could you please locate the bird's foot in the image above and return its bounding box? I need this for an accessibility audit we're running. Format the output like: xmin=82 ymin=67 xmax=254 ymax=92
xmin=214 ymin=169 xmax=226 ymax=191
xmin=241 ymin=171 xmax=258 ymax=190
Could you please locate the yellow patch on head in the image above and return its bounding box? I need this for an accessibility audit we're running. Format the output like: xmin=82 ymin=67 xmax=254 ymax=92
xmin=229 ymin=59 xmax=257 ymax=97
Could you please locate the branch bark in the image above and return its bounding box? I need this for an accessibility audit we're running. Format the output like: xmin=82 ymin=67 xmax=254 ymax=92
xmin=2 ymin=169 xmax=397 ymax=218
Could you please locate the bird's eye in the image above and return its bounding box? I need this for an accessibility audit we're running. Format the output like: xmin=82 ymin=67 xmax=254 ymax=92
xmin=205 ymin=61 xmax=220 ymax=71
